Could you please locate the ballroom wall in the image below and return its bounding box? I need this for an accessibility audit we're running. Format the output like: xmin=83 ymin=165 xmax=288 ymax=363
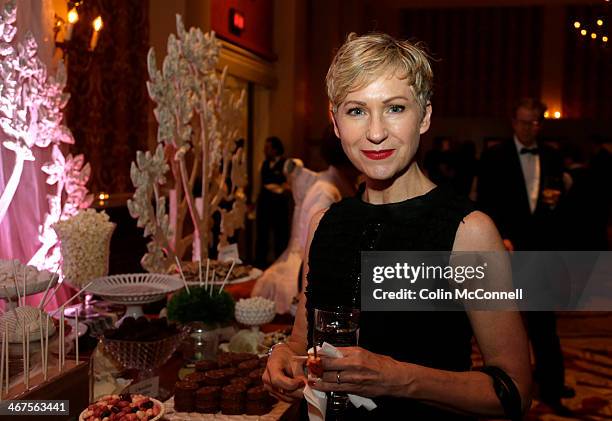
xmin=60 ymin=0 xmax=610 ymax=194
xmin=62 ymin=0 xmax=150 ymax=196
xmin=297 ymin=0 xmax=610 ymax=165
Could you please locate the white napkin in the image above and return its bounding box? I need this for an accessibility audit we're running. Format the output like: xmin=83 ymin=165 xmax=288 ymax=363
xmin=303 ymin=342 xmax=377 ymax=421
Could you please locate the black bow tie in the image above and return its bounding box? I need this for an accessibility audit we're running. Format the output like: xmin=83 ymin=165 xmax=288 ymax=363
xmin=520 ymin=147 xmax=539 ymax=155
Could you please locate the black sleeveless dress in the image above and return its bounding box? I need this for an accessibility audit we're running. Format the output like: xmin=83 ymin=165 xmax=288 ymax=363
xmin=305 ymin=186 xmax=477 ymax=420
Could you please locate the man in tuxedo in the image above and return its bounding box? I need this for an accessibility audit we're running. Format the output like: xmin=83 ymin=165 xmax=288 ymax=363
xmin=477 ymin=98 xmax=573 ymax=414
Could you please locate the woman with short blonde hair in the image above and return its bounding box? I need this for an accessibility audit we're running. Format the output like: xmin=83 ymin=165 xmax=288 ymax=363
xmin=326 ymin=32 xmax=433 ymax=117
xmin=264 ymin=32 xmax=532 ymax=420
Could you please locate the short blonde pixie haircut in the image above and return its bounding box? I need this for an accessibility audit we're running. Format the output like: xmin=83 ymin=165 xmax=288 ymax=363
xmin=326 ymin=32 xmax=433 ymax=118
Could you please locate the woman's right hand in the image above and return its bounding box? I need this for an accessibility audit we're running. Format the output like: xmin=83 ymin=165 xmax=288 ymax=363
xmin=263 ymin=343 xmax=306 ymax=403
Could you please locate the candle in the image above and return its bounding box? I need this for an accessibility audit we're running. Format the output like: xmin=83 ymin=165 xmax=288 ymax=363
xmin=89 ymin=16 xmax=103 ymax=51
xmin=65 ymin=7 xmax=78 ymax=41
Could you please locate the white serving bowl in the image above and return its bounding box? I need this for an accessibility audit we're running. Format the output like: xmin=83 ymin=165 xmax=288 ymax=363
xmin=235 ymin=297 xmax=276 ymax=326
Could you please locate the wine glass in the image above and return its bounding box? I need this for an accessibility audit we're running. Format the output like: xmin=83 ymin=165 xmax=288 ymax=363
xmin=541 ymin=175 xmax=562 ymax=210
xmin=313 ymin=307 xmax=360 ymax=415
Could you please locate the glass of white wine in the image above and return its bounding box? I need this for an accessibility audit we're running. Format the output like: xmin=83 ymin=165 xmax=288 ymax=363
xmin=313 ymin=307 xmax=360 ymax=415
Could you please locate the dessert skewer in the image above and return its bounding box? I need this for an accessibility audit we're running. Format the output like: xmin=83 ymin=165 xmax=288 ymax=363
xmin=11 ymin=277 xmax=21 ymax=308
xmin=38 ymin=270 xmax=59 ymax=310
xmin=59 ymin=305 xmax=65 ymax=370
xmin=4 ymin=322 xmax=8 ymax=394
xmin=39 ymin=316 xmax=44 ymax=379
xmin=49 ymin=281 xmax=94 ymax=318
xmin=209 ymin=270 xmax=216 ymax=296
xmin=22 ymin=266 xmax=26 ymax=306
xmin=12 ymin=260 xmax=21 ymax=306
xmin=205 ymin=258 xmax=210 ymax=291
xmin=0 ymin=328 xmax=5 ymax=398
xmin=2 ymin=287 xmax=17 ymax=320
xmin=198 ymin=259 xmax=203 ymax=287
xmin=25 ymin=327 xmax=29 ymax=390
xmin=75 ymin=308 xmax=79 ymax=364
xmin=218 ymin=259 xmax=235 ymax=295
xmin=21 ymin=323 xmax=26 ymax=387
xmin=44 ymin=313 xmax=49 ymax=380
xmin=41 ymin=282 xmax=63 ymax=310
xmin=174 ymin=256 xmax=190 ymax=295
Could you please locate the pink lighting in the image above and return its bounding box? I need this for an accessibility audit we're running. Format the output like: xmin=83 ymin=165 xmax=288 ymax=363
xmin=1 ymin=2 xmax=92 ymax=288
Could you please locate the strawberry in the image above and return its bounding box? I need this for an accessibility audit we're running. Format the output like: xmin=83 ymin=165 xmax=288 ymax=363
xmin=306 ymin=355 xmax=324 ymax=378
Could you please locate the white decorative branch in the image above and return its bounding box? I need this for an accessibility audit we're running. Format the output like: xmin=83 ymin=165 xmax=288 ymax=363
xmin=127 ymin=145 xmax=172 ymax=273
xmin=131 ymin=15 xmax=246 ymax=272
xmin=0 ymin=0 xmax=92 ymax=270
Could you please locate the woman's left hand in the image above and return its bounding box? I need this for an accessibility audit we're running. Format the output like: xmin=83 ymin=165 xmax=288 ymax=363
xmin=310 ymin=347 xmax=411 ymax=398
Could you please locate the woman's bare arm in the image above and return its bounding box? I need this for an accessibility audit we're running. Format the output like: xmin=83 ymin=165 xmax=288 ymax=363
xmin=315 ymin=211 xmax=532 ymax=417
xmin=404 ymin=211 xmax=531 ymax=415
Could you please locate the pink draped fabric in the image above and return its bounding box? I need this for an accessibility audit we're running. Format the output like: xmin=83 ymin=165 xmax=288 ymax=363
xmin=0 ymin=0 xmax=72 ymax=311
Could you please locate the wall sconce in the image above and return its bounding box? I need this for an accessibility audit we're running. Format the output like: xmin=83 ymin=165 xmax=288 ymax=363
xmin=89 ymin=16 xmax=103 ymax=50
xmin=54 ymin=1 xmax=104 ymax=59
xmin=544 ymin=110 xmax=563 ymax=119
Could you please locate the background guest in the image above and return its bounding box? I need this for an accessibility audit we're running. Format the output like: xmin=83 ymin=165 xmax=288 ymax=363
xmin=424 ymin=136 xmax=456 ymax=187
xmin=255 ymin=136 xmax=290 ymax=268
xmin=252 ymin=128 xmax=359 ymax=313
xmin=477 ymin=98 xmax=573 ymax=415
xmin=589 ymin=136 xmax=612 ymax=250
xmin=560 ymin=144 xmax=600 ymax=250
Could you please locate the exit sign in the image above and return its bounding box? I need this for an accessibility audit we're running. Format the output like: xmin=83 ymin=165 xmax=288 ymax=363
xmin=229 ymin=8 xmax=244 ymax=36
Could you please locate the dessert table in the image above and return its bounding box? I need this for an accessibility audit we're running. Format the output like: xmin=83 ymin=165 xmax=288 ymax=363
xmin=90 ymin=275 xmax=297 ymax=420
xmin=0 ymin=260 xmax=299 ymax=420
xmin=224 ymin=279 xmax=258 ymax=301
xmin=156 ymin=313 xmax=293 ymax=399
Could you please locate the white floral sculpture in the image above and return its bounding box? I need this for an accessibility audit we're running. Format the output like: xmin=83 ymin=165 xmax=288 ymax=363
xmin=128 ymin=145 xmax=172 ymax=273
xmin=128 ymin=15 xmax=247 ymax=272
xmin=0 ymin=0 xmax=92 ymax=271
xmin=29 ymin=149 xmax=93 ymax=271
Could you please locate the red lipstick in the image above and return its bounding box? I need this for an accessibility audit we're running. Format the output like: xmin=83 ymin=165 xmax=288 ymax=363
xmin=361 ymin=149 xmax=395 ymax=160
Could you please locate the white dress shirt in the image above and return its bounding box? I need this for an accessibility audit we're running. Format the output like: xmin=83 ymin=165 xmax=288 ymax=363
xmin=514 ymin=135 xmax=540 ymax=214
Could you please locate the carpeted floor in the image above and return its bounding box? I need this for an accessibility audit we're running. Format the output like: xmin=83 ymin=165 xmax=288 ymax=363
xmin=535 ymin=312 xmax=612 ymax=420
xmin=473 ymin=312 xmax=612 ymax=420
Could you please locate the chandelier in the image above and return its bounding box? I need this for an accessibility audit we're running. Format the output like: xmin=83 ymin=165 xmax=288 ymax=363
xmin=571 ymin=0 xmax=609 ymax=45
